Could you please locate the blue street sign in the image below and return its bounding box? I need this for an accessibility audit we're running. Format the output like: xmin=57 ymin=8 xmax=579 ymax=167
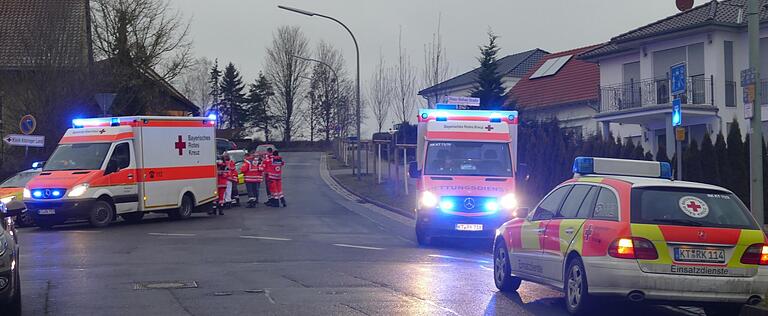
xmin=670 ymin=63 xmax=687 ymax=96
xmin=19 ymin=115 xmax=36 ymax=135
xmin=672 ymin=98 xmax=682 ymax=127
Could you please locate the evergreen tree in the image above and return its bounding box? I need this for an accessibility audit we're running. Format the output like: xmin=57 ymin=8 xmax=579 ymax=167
xmin=620 ymin=139 xmax=636 ymax=159
xmin=208 ymin=59 xmax=222 ymax=121
xmin=699 ymin=132 xmax=720 ymax=186
xmin=683 ymin=139 xmax=703 ymax=182
xmin=220 ymin=62 xmax=246 ymax=132
xmin=245 ymin=73 xmax=276 ymax=141
xmin=726 ymin=120 xmax=749 ymax=201
xmin=470 ymin=31 xmax=506 ymax=110
xmin=656 ymin=145 xmax=670 ymax=163
xmin=714 ymin=131 xmax=729 ymax=188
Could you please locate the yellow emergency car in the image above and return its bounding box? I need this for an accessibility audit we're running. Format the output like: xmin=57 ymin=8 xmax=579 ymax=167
xmin=493 ymin=157 xmax=767 ymax=315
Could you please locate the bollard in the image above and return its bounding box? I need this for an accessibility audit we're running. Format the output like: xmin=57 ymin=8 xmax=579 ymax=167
xmin=377 ymin=143 xmax=382 ymax=184
xmin=403 ymin=147 xmax=408 ymax=195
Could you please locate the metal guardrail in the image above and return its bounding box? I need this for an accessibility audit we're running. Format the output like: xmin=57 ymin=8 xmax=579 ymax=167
xmin=599 ymin=76 xmax=714 ymax=113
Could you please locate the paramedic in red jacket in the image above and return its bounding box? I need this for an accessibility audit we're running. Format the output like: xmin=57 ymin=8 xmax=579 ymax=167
xmin=240 ymin=153 xmax=263 ymax=208
xmin=213 ymin=161 xmax=227 ymax=215
xmin=262 ymin=147 xmax=273 ymax=199
xmin=223 ymin=153 xmax=239 ymax=207
xmin=265 ymin=150 xmax=286 ymax=207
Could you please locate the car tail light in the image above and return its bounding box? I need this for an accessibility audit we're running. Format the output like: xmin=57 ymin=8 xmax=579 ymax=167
xmin=741 ymin=244 xmax=768 ymax=265
xmin=608 ymin=237 xmax=658 ymax=260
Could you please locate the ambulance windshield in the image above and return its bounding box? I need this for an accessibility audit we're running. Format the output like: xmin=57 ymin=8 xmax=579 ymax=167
xmin=44 ymin=143 xmax=112 ymax=171
xmin=424 ymin=141 xmax=512 ymax=177
xmin=630 ymin=187 xmax=757 ymax=229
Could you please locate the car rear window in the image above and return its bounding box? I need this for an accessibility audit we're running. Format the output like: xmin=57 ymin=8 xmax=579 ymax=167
xmin=631 ymin=187 xmax=757 ymax=229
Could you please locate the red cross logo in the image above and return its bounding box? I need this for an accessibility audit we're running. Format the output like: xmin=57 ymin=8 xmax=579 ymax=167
xmin=98 ymin=129 xmax=106 ymax=134
xmin=686 ymin=201 xmax=702 ymax=213
xmin=174 ymin=135 xmax=186 ymax=156
xmin=484 ymin=125 xmax=494 ymax=131
xmin=584 ymin=225 xmax=593 ymax=241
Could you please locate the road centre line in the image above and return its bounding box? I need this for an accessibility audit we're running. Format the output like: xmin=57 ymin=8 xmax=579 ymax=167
xmin=148 ymin=232 xmax=196 ymax=237
xmin=332 ymin=243 xmax=384 ymax=250
xmin=239 ymin=235 xmax=292 ymax=241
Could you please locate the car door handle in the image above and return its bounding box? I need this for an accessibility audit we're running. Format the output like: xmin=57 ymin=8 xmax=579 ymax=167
xmin=127 ymin=174 xmax=134 ymax=179
xmin=564 ymin=228 xmax=575 ymax=235
xmin=534 ymin=228 xmax=545 ymax=234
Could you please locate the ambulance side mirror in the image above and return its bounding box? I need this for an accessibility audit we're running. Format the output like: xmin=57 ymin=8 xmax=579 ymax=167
xmin=408 ymin=162 xmax=420 ymax=179
xmin=1 ymin=201 xmax=25 ymax=218
xmin=514 ymin=207 xmax=530 ymax=219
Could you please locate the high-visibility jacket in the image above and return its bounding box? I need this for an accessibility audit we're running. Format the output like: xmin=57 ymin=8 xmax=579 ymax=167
xmin=226 ymin=160 xmax=238 ymax=182
xmin=241 ymin=159 xmax=263 ymax=183
xmin=217 ymin=167 xmax=229 ymax=188
xmin=265 ymin=155 xmax=284 ymax=180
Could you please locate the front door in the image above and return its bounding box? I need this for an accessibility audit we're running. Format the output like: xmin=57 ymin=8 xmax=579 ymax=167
xmin=541 ymin=185 xmax=596 ymax=281
xmin=510 ymin=185 xmax=570 ymax=277
xmin=106 ymin=142 xmax=138 ymax=214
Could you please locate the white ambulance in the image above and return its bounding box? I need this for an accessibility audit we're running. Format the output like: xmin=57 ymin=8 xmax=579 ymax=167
xmin=24 ymin=116 xmax=218 ymax=228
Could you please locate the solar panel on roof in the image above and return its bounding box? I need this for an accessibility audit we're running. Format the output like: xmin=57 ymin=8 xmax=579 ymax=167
xmin=530 ymin=55 xmax=573 ymax=79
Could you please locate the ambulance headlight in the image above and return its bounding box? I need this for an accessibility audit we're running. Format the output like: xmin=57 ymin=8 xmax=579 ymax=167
xmin=500 ymin=193 xmax=518 ymax=209
xmin=23 ymin=188 xmax=31 ymax=199
xmin=68 ymin=183 xmax=89 ymax=197
xmin=0 ymin=196 xmax=14 ymax=204
xmin=420 ymin=191 xmax=438 ymax=208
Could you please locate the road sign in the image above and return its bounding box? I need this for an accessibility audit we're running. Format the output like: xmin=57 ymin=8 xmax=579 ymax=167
xmin=670 ymin=63 xmax=687 ymax=96
xmin=672 ymin=98 xmax=682 ymax=127
xmin=19 ymin=115 xmax=36 ymax=135
xmin=741 ymin=67 xmax=757 ymax=87
xmin=95 ymin=93 xmax=117 ymax=116
xmin=442 ymin=96 xmax=480 ymax=107
xmin=675 ymin=127 xmax=686 ymax=141
xmin=3 ymin=134 xmax=44 ymax=147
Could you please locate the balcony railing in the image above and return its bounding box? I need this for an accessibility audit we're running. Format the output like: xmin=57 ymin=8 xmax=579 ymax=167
xmin=600 ymin=76 xmax=714 ymax=113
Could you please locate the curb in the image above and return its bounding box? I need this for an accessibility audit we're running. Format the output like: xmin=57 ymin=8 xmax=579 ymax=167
xmin=325 ymin=158 xmax=415 ymax=219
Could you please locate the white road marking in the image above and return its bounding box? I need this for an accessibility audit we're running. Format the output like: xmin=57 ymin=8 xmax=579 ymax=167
xmin=148 ymin=233 xmax=196 ymax=237
xmin=332 ymin=243 xmax=384 ymax=250
xmin=62 ymin=230 xmax=102 ymax=233
xmin=479 ymin=265 xmax=494 ymax=271
xmin=239 ymin=235 xmax=292 ymax=241
xmin=428 ymin=254 xmax=491 ymax=264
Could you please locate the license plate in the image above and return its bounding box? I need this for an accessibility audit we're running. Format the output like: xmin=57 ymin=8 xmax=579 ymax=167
xmin=674 ymin=247 xmax=725 ymax=263
xmin=455 ymin=224 xmax=483 ymax=231
xmin=38 ymin=209 xmax=56 ymax=215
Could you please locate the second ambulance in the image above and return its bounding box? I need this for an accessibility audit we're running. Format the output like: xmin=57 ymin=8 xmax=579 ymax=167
xmin=411 ymin=108 xmax=519 ymax=245
xmin=493 ymin=157 xmax=767 ymax=315
xmin=24 ymin=116 xmax=218 ymax=228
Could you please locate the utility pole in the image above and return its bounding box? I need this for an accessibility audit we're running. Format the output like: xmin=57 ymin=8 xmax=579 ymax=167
xmin=747 ymin=0 xmax=763 ymax=225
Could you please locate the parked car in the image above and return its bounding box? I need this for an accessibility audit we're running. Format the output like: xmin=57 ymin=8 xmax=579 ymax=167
xmin=254 ymin=144 xmax=277 ymax=158
xmin=216 ymin=138 xmax=237 ymax=155
xmin=226 ymin=149 xmax=248 ymax=195
xmin=0 ymin=168 xmax=40 ymax=227
xmin=0 ymin=200 xmax=23 ymax=315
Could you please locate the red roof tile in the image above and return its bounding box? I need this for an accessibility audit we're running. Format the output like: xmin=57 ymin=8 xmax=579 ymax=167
xmin=508 ymin=45 xmax=601 ymax=110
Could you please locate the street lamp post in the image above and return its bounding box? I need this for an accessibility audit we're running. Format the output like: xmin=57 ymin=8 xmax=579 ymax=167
xmin=279 ymin=5 xmax=362 ymax=180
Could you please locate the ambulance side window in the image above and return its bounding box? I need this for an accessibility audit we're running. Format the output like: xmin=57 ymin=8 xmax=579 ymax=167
xmin=533 ymin=186 xmax=570 ymax=221
xmin=592 ymin=188 xmax=619 ymax=220
xmin=107 ymin=143 xmax=131 ymax=173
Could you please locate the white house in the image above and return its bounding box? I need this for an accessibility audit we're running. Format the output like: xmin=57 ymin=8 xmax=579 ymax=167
xmin=580 ymin=0 xmax=768 ymax=158
xmin=418 ymin=49 xmax=548 ymax=108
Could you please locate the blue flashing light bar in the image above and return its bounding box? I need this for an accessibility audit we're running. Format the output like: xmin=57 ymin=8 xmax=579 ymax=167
xmin=31 ymin=189 xmax=65 ymax=199
xmin=484 ymin=201 xmax=500 ymax=213
xmin=111 ymin=118 xmax=120 ymax=126
xmin=32 ymin=190 xmax=42 ymax=198
xmin=72 ymin=118 xmax=113 ymax=128
xmin=573 ymin=157 xmax=673 ymax=179
xmin=439 ymin=200 xmax=455 ymax=211
xmin=207 ymin=113 xmax=217 ymax=121
xmin=419 ymin=109 xmax=518 ymax=122
xmin=435 ymin=103 xmax=458 ymax=110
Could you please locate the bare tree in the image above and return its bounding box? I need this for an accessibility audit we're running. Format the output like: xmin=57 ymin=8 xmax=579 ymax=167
xmin=308 ymin=41 xmax=348 ymax=141
xmin=422 ymin=14 xmax=450 ymax=106
xmin=394 ymin=27 xmax=417 ymax=123
xmin=91 ymin=0 xmax=193 ymax=81
xmin=367 ymin=51 xmax=394 ymax=133
xmin=176 ymin=57 xmax=213 ymax=113
xmin=265 ymin=25 xmax=310 ymax=142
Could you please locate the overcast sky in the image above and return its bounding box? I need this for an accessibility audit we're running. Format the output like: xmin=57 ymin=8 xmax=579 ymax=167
xmin=168 ymin=0 xmax=708 ymax=133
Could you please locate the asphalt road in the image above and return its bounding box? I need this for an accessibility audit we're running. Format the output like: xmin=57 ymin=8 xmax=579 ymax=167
xmin=16 ymin=152 xmax=703 ymax=316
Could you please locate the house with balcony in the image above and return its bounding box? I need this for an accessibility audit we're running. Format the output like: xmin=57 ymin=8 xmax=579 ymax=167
xmin=418 ymin=48 xmax=548 ymax=108
xmin=580 ymin=0 xmax=768 ymax=158
xmin=508 ymin=45 xmax=642 ymax=140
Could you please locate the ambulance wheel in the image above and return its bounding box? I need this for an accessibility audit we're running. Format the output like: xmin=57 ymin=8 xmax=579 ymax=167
xmin=493 ymin=242 xmax=521 ymax=292
xmin=89 ymin=200 xmax=114 ymax=228
xmin=120 ymin=211 xmax=144 ymax=224
xmin=170 ymin=195 xmax=193 ymax=220
xmin=415 ymin=225 xmax=431 ymax=246
xmin=564 ymin=257 xmax=593 ymax=315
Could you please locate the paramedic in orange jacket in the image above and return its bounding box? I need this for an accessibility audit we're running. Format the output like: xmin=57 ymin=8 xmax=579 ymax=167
xmin=265 ymin=150 xmax=286 ymax=207
xmin=213 ymin=161 xmax=227 ymax=215
xmin=262 ymin=147 xmax=274 ymax=199
xmin=240 ymin=153 xmax=264 ymax=208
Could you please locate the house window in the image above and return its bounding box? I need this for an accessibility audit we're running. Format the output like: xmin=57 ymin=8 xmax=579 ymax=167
xmin=562 ymin=126 xmax=583 ymax=139
xmin=724 ymin=41 xmax=736 ymax=107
